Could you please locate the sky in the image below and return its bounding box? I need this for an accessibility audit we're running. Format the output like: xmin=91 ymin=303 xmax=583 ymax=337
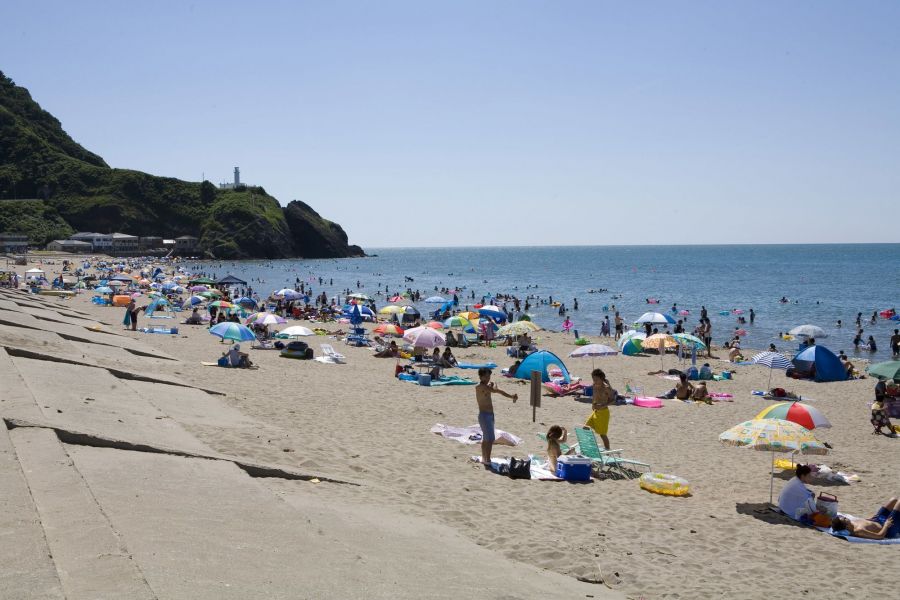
xmin=2 ymin=1 xmax=899 ymax=248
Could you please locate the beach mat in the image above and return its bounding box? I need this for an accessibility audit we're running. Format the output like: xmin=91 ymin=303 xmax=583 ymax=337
xmin=817 ymin=515 xmax=900 ymax=544
xmin=456 ymin=362 xmax=498 ymax=370
xmin=471 ymin=456 xmax=561 ymax=480
xmin=431 ymin=423 xmax=521 ymax=446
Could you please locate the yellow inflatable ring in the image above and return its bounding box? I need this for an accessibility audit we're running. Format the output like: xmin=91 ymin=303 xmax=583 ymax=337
xmin=639 ymin=472 xmax=690 ymax=497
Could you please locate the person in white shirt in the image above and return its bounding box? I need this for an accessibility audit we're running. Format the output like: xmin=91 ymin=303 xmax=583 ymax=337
xmin=778 ymin=464 xmax=816 ymax=520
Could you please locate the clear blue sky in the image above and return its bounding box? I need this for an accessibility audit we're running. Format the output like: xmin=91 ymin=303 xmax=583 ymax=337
xmin=3 ymin=1 xmax=898 ymax=248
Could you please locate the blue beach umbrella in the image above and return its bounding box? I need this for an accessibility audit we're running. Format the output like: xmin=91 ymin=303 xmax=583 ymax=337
xmin=95 ymin=286 xmax=113 ymax=294
xmin=209 ymin=322 xmax=256 ymax=342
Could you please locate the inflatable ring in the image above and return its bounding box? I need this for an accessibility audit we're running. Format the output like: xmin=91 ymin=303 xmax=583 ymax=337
xmin=639 ymin=472 xmax=690 ymax=497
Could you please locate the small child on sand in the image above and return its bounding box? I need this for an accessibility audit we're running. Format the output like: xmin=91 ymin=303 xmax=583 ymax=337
xmin=546 ymin=425 xmax=568 ymax=473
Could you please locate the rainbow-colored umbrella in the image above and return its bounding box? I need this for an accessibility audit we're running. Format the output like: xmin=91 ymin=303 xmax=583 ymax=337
xmin=754 ymin=402 xmax=831 ymax=430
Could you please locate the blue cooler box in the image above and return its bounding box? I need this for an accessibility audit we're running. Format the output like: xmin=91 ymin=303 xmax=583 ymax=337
xmin=556 ymin=455 xmax=592 ymax=481
xmin=418 ymin=373 xmax=432 ymax=386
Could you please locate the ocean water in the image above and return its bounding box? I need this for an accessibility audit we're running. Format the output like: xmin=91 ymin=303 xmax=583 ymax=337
xmin=186 ymin=244 xmax=900 ymax=361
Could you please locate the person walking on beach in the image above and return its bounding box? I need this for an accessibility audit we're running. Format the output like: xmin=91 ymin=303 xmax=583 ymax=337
xmin=585 ymin=368 xmax=613 ymax=450
xmin=475 ymin=368 xmax=517 ymax=467
xmin=614 ymin=312 xmax=623 ymax=341
xmin=129 ymin=300 xmax=140 ymax=331
xmin=124 ymin=297 xmax=135 ymax=330
xmin=891 ymin=329 xmax=900 ymax=358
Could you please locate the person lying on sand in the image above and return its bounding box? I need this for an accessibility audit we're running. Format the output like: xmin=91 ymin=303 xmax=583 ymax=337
xmin=831 ymin=499 xmax=900 ymax=539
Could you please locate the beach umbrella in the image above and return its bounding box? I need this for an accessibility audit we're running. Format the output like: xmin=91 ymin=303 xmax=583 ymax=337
xmin=642 ymin=333 xmax=676 ymax=371
xmin=246 ymin=312 xmax=286 ymax=326
xmin=755 ymin=402 xmax=832 ymax=431
xmin=478 ymin=306 xmax=507 ymax=322
xmin=403 ymin=326 xmax=446 ymax=349
xmin=190 ymin=285 xmax=208 ymax=292
xmin=95 ymin=286 xmax=113 ymax=294
xmin=236 ymin=297 xmax=257 ymax=308
xmin=443 ymin=315 xmax=472 ymax=329
xmin=279 ymin=325 xmax=314 ymax=337
xmin=750 ymin=351 xmax=793 ymax=390
xmin=719 ymin=418 xmax=828 ymax=504
xmin=424 ymin=296 xmax=446 ymax=303
xmin=389 ymin=294 xmax=410 ymax=302
xmin=209 ymin=322 xmax=256 ymax=343
xmin=274 ymin=289 xmax=303 ymax=300
xmin=183 ymin=295 xmax=206 ymax=308
xmin=517 ymin=314 xmax=533 ymax=321
xmin=379 ymin=305 xmax=405 ymax=314
xmin=496 ymin=321 xmax=541 ymax=337
xmin=106 ymin=280 xmax=125 ymax=288
xmin=569 ymin=344 xmax=618 ymax=369
xmin=634 ymin=312 xmax=675 ymax=325
xmin=425 ymin=321 xmax=444 ymax=330
xmin=457 ymin=311 xmax=481 ymax=321
xmin=867 ymin=361 xmax=900 ymax=381
xmin=789 ymin=325 xmax=827 ymax=339
xmin=373 ymin=323 xmax=405 ymax=337
xmin=672 ymin=333 xmax=706 ymax=350
xmin=208 ymin=301 xmax=234 ymax=310
xmin=348 ymin=293 xmax=371 ymax=301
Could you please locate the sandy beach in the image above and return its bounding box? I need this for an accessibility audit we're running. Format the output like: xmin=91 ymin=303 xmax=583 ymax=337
xmin=2 ymin=255 xmax=897 ymax=599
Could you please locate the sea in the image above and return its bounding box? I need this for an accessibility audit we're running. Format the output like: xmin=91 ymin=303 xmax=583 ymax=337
xmin=184 ymin=244 xmax=900 ymax=362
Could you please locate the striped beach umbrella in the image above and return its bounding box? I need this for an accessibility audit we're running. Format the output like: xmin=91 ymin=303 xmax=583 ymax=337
xmin=751 ymin=351 xmax=793 ymax=390
xmin=569 ymin=344 xmax=618 ymax=368
xmin=755 ymin=402 xmax=831 ymax=430
xmin=245 ymin=312 xmax=286 ymax=326
xmin=209 ymin=322 xmax=256 ymax=343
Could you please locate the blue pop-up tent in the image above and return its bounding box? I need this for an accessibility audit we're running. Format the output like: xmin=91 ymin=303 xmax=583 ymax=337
xmin=792 ymin=345 xmax=847 ymax=382
xmin=514 ymin=350 xmax=572 ymax=383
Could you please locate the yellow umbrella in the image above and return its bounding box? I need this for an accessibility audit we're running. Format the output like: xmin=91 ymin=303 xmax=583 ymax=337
xmin=458 ymin=311 xmax=480 ymax=321
xmin=642 ymin=333 xmax=676 ymax=371
xmin=719 ymin=418 xmax=828 ymax=504
xmin=497 ymin=321 xmax=541 ymax=336
xmin=378 ymin=305 xmax=405 ymax=314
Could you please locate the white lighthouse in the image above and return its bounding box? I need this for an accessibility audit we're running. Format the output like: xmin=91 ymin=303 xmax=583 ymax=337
xmin=234 ymin=167 xmax=240 ymax=186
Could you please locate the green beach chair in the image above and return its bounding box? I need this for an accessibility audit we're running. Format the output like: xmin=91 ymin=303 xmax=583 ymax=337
xmin=573 ymin=426 xmax=651 ymax=480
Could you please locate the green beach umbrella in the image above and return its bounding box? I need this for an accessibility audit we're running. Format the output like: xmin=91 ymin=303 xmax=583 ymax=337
xmin=867 ymin=361 xmax=900 ymax=381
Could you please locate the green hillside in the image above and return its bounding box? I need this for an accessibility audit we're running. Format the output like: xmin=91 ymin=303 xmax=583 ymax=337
xmin=0 ymin=71 xmax=363 ymax=258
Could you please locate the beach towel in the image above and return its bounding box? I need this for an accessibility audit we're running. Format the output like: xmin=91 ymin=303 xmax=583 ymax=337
xmin=470 ymin=456 xmax=561 ymax=480
xmin=431 ymin=423 xmax=521 ymax=446
xmin=403 ymin=375 xmax=475 ymax=386
xmin=456 ymin=362 xmax=498 ymax=370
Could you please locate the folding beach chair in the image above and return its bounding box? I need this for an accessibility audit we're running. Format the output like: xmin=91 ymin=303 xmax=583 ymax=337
xmin=573 ymin=427 xmax=650 ymax=480
xmin=319 ymin=343 xmax=347 ymax=364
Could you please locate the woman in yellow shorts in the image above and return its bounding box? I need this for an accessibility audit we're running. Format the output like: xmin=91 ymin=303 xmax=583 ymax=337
xmin=585 ymin=368 xmax=612 ymax=449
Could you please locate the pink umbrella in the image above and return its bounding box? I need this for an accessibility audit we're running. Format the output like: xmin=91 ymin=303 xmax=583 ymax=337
xmin=403 ymin=326 xmax=446 ymax=349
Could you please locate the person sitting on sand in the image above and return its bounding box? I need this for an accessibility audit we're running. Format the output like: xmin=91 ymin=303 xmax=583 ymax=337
xmin=778 ymin=465 xmax=816 ymax=520
xmin=374 ymin=340 xmax=399 ymax=358
xmin=441 ymin=347 xmax=458 ymax=368
xmin=831 ymin=499 xmax=900 ymax=539
xmin=224 ymin=344 xmax=252 ymax=368
xmin=475 ymin=368 xmax=518 ymax=466
xmin=871 ymin=395 xmax=897 ymax=437
xmin=692 ymin=381 xmax=710 ymax=403
xmin=184 ymin=307 xmax=203 ymax=325
xmin=431 ymin=347 xmax=441 ymax=363
xmin=728 ymin=345 xmax=744 ymax=363
xmin=546 ymin=425 xmax=568 ymax=473
xmin=445 ymin=330 xmax=458 ymax=347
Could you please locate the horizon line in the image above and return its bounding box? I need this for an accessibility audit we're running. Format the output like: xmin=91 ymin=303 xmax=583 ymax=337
xmin=358 ymin=241 xmax=900 ymax=251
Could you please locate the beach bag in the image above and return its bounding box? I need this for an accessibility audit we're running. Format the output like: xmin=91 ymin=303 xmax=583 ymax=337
xmin=507 ymin=457 xmax=531 ymax=480
xmin=816 ymin=493 xmax=839 ymax=518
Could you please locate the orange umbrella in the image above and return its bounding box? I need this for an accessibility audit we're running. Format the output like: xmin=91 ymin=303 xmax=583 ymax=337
xmin=426 ymin=321 xmax=444 ymax=329
xmin=374 ymin=323 xmax=404 ymax=336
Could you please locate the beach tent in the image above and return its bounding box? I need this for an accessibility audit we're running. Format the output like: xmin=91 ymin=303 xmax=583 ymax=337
xmin=216 ymin=274 xmax=248 ymax=286
xmin=514 ymin=350 xmax=572 ymax=383
xmin=145 ymin=297 xmax=175 ymax=318
xmin=792 ymin=345 xmax=847 ymax=382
